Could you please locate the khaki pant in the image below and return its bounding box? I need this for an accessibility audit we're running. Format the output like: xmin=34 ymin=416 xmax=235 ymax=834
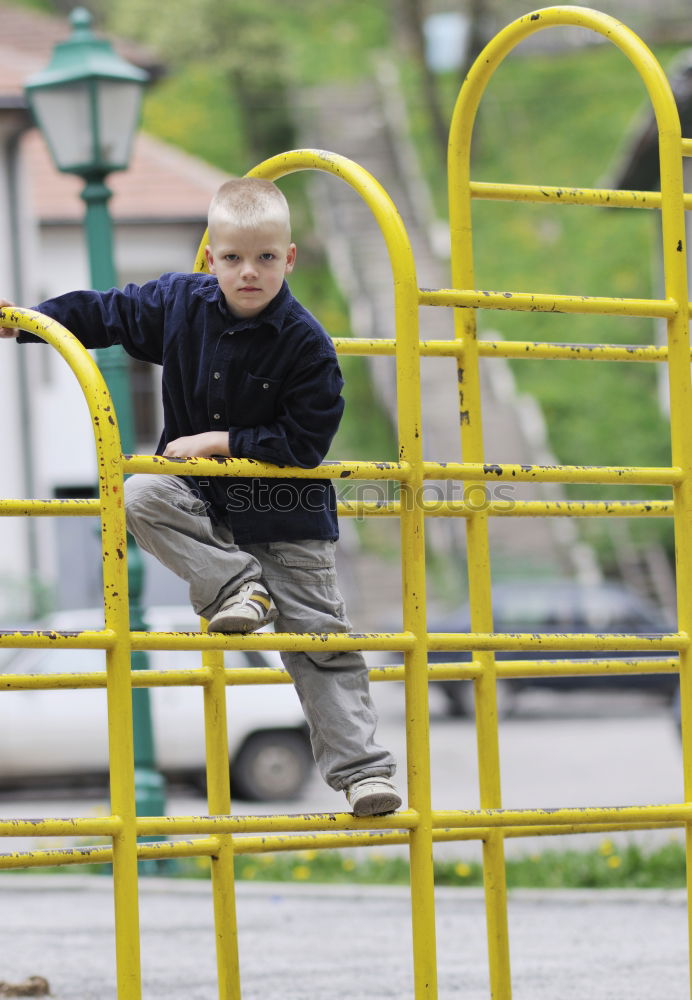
xmin=124 ymin=474 xmax=396 ymax=791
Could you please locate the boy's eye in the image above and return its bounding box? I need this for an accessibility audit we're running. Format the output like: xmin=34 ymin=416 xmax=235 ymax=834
xmin=224 ymin=254 xmax=239 ymax=261
xmin=259 ymin=253 xmax=275 ymax=261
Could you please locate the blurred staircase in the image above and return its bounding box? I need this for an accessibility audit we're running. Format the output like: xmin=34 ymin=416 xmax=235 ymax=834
xmin=292 ymin=60 xmax=604 ymax=623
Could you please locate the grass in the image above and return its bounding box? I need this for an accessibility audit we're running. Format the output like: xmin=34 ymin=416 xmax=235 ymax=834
xmin=186 ymin=838 xmax=689 ymax=889
xmin=27 ymin=837 xmax=688 ymax=889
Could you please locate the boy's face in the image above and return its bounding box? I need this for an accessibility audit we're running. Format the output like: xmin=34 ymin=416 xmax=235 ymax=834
xmin=205 ymin=220 xmax=296 ymax=319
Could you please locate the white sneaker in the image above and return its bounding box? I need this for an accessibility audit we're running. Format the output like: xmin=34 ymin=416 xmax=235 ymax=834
xmin=346 ymin=777 xmax=402 ymax=817
xmin=208 ymin=582 xmax=278 ymax=634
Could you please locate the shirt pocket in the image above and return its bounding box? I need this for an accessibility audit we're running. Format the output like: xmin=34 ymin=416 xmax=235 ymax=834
xmin=233 ymin=372 xmax=281 ymax=425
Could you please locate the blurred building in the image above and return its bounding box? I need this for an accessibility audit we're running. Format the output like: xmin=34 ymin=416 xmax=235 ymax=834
xmin=0 ymin=4 xmax=227 ymax=619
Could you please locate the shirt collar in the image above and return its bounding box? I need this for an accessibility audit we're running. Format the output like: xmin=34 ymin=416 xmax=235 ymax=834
xmin=195 ymin=277 xmax=293 ymax=334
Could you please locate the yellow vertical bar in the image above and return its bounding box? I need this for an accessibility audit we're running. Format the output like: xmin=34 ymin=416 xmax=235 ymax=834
xmin=201 ymin=631 xmax=242 ymax=1000
xmin=246 ymin=149 xmax=439 ymax=1000
xmin=4 ymin=310 xmax=144 ymax=998
xmin=395 ymin=213 xmax=438 ymax=1000
xmin=447 ymin=7 xmax=692 ymax=998
xmin=90 ymin=354 xmax=143 ymax=998
xmin=448 ymin=37 xmax=511 ymax=1000
xmin=657 ymin=63 xmax=692 ymax=1000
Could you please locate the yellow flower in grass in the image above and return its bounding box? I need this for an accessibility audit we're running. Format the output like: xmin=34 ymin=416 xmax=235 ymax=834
xmin=292 ymin=865 xmax=311 ymax=880
xmin=454 ymin=863 xmax=472 ymax=879
xmin=606 ymin=855 xmax=621 ymax=869
xmin=242 ymin=865 xmax=258 ymax=880
xmin=259 ymin=854 xmax=276 ymax=866
xmin=342 ymin=858 xmax=356 ymax=872
xmin=298 ymin=850 xmax=317 ymax=861
xmin=599 ymin=839 xmax=614 ymax=856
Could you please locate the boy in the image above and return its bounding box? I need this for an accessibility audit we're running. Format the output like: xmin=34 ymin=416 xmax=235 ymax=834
xmin=0 ymin=178 xmax=401 ymax=817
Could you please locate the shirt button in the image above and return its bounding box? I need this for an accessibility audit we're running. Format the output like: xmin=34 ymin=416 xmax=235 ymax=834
xmin=213 ymin=413 xmax=221 ymax=421
xmin=262 ymin=382 xmax=270 ymax=389
xmin=213 ymin=371 xmax=221 ymax=380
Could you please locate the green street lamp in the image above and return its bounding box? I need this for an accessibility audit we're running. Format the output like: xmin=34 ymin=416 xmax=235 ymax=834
xmin=24 ymin=8 xmax=167 ymax=866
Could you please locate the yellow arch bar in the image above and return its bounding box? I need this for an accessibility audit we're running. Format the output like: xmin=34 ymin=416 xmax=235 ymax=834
xmin=1 ymin=6 xmax=692 ymax=999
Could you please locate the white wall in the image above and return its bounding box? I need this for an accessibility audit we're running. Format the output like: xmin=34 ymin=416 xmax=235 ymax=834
xmin=29 ymin=219 xmax=206 ymax=491
xmin=11 ymin=215 xmax=208 ymax=615
xmin=0 ymin=116 xmax=40 ymax=620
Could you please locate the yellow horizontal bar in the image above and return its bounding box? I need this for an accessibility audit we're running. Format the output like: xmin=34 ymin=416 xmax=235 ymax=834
xmin=486 ymin=499 xmax=672 ymax=518
xmin=333 ymin=337 xmax=681 ymax=364
xmin=427 ymin=632 xmax=686 ymax=653
xmin=434 ymin=820 xmax=682 ymax=842
xmin=0 ymin=498 xmax=101 ymax=517
xmin=129 ymin=630 xmax=415 ymax=654
xmin=0 ymin=651 xmax=676 ymax=693
xmin=478 ymin=340 xmax=669 ymax=363
xmin=0 ymin=667 xmax=213 ymax=691
xmin=419 ymin=287 xmax=677 ymax=319
xmin=338 ymin=500 xmax=673 ymax=519
xmin=0 ymin=816 xmax=121 ymax=838
xmin=468 ymin=179 xmax=672 ymax=209
xmin=494 ymin=656 xmax=678 ymax=678
xmin=232 ymin=831 xmax=412 ymax=854
xmin=0 ymin=497 xmax=674 ymax=529
xmin=123 ymin=455 xmax=410 ymax=482
xmin=0 ymin=837 xmax=220 ymax=871
xmin=136 ymin=809 xmax=419 ymax=838
xmin=0 ymin=629 xmax=414 ymax=655
xmin=433 ymin=802 xmax=692 ymax=830
xmin=423 ymin=461 xmax=683 ymax=485
xmin=0 ymin=662 xmax=472 ymax=691
xmin=333 ymin=338 xmax=399 ymax=356
xmin=0 ymin=628 xmax=117 ymax=650
xmin=0 ymin=844 xmax=114 ymax=870
xmin=372 ymin=658 xmax=679 ymax=680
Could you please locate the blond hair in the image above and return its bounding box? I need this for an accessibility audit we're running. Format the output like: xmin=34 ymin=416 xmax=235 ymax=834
xmin=208 ymin=178 xmax=291 ymax=241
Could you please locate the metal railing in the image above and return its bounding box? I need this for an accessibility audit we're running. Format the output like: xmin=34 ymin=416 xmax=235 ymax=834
xmin=1 ymin=6 xmax=692 ymax=998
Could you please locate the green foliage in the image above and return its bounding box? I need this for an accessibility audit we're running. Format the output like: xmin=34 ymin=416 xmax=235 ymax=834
xmin=105 ymin=0 xmax=391 ymax=160
xmin=176 ymin=837 xmax=689 ymax=889
xmin=405 ymin=42 xmax=686 ymax=560
xmin=141 ymin=64 xmax=247 ymax=175
xmin=31 ymin=837 xmax=686 ymax=889
xmin=8 ymin=0 xmax=53 ymax=10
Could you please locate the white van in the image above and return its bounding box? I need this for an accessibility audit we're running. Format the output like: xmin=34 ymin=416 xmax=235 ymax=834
xmin=0 ymin=605 xmax=313 ymax=801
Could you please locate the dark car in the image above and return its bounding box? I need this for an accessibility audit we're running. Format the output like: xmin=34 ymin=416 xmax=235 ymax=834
xmin=428 ymin=580 xmax=677 ymax=717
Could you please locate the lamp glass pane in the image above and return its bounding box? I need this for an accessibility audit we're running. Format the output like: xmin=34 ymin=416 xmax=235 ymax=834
xmin=29 ymin=84 xmax=93 ymax=171
xmin=95 ymin=80 xmax=142 ymax=169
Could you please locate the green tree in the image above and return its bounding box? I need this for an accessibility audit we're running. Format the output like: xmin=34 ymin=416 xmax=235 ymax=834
xmin=104 ymin=0 xmax=299 ymax=162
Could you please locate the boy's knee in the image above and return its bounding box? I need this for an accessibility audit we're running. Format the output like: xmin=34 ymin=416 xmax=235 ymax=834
xmin=124 ymin=474 xmax=156 ymax=512
xmin=124 ymin=475 xmax=175 ymax=528
xmin=124 ymin=474 xmax=208 ymax=524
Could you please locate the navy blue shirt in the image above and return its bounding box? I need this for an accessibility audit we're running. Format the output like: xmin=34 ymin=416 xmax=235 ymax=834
xmin=25 ymin=274 xmax=344 ymax=544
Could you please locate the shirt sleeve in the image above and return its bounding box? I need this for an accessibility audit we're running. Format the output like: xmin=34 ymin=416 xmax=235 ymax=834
xmin=229 ymin=348 xmax=345 ymax=469
xmin=18 ymin=279 xmax=168 ymax=365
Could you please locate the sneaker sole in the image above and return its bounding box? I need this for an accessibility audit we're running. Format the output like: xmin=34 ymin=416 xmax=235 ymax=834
xmin=209 ymin=608 xmax=279 ymax=634
xmin=351 ymin=792 xmax=402 ymax=817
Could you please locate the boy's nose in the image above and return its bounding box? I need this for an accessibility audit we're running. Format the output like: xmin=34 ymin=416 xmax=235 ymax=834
xmin=240 ymin=260 xmax=259 ymax=279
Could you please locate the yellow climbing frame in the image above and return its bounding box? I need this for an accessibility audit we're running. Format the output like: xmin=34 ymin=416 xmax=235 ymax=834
xmin=1 ymin=5 xmax=692 ymax=999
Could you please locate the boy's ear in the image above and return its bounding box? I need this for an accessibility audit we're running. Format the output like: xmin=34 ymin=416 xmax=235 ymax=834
xmin=204 ymin=244 xmax=216 ymax=273
xmin=285 ymin=243 xmax=297 ymax=273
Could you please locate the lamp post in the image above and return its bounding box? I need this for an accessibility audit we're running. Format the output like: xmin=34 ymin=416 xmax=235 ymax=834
xmin=24 ymin=8 xmax=166 ymax=861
